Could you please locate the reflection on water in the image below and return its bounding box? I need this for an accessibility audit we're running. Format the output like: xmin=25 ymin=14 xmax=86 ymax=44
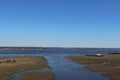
xmin=0 ymin=48 xmax=119 ymax=80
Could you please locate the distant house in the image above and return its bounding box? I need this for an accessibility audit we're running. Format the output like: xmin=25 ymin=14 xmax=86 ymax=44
xmin=96 ymin=54 xmax=104 ymax=57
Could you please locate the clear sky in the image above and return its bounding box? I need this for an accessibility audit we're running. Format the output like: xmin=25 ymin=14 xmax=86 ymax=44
xmin=0 ymin=0 xmax=120 ymax=48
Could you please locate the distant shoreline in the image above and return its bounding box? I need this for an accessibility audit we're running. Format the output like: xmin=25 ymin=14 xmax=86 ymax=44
xmin=0 ymin=47 xmax=120 ymax=50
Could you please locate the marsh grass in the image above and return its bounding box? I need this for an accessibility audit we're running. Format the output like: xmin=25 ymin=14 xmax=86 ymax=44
xmin=66 ymin=54 xmax=120 ymax=80
xmin=0 ymin=56 xmax=54 ymax=80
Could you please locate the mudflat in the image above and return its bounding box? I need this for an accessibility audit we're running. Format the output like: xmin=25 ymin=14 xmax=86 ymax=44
xmin=66 ymin=54 xmax=120 ymax=80
xmin=0 ymin=56 xmax=54 ymax=80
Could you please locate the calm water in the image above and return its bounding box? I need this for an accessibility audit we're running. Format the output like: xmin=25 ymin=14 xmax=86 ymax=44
xmin=0 ymin=48 xmax=120 ymax=80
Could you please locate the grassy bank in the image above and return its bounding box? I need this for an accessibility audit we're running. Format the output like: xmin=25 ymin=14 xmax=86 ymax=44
xmin=0 ymin=56 xmax=54 ymax=80
xmin=66 ymin=54 xmax=120 ymax=80
xmin=19 ymin=70 xmax=54 ymax=80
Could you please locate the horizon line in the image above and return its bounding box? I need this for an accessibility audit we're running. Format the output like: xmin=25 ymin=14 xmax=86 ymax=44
xmin=0 ymin=46 xmax=120 ymax=48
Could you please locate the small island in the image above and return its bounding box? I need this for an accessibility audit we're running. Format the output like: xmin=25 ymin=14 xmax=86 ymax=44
xmin=66 ymin=54 xmax=120 ymax=80
xmin=0 ymin=56 xmax=55 ymax=80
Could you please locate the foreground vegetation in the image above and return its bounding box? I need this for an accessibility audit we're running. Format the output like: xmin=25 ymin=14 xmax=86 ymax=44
xmin=0 ymin=56 xmax=54 ymax=80
xmin=19 ymin=70 xmax=54 ymax=80
xmin=66 ymin=54 xmax=120 ymax=80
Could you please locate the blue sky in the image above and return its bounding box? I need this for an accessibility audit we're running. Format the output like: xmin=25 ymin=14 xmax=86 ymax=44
xmin=0 ymin=0 xmax=120 ymax=48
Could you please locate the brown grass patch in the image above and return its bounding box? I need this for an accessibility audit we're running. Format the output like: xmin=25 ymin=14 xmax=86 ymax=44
xmin=0 ymin=56 xmax=54 ymax=80
xmin=66 ymin=54 xmax=120 ymax=80
xmin=18 ymin=70 xmax=54 ymax=80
